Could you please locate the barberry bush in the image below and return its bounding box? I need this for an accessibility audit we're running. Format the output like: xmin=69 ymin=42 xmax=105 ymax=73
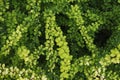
xmin=0 ymin=0 xmax=120 ymax=80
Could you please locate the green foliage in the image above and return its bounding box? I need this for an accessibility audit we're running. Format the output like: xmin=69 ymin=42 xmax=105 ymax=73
xmin=0 ymin=0 xmax=120 ymax=79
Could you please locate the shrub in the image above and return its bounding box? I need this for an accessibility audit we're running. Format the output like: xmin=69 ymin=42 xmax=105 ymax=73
xmin=0 ymin=0 xmax=120 ymax=80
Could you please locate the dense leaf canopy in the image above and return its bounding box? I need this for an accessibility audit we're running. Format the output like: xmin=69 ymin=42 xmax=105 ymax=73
xmin=0 ymin=0 xmax=120 ymax=80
